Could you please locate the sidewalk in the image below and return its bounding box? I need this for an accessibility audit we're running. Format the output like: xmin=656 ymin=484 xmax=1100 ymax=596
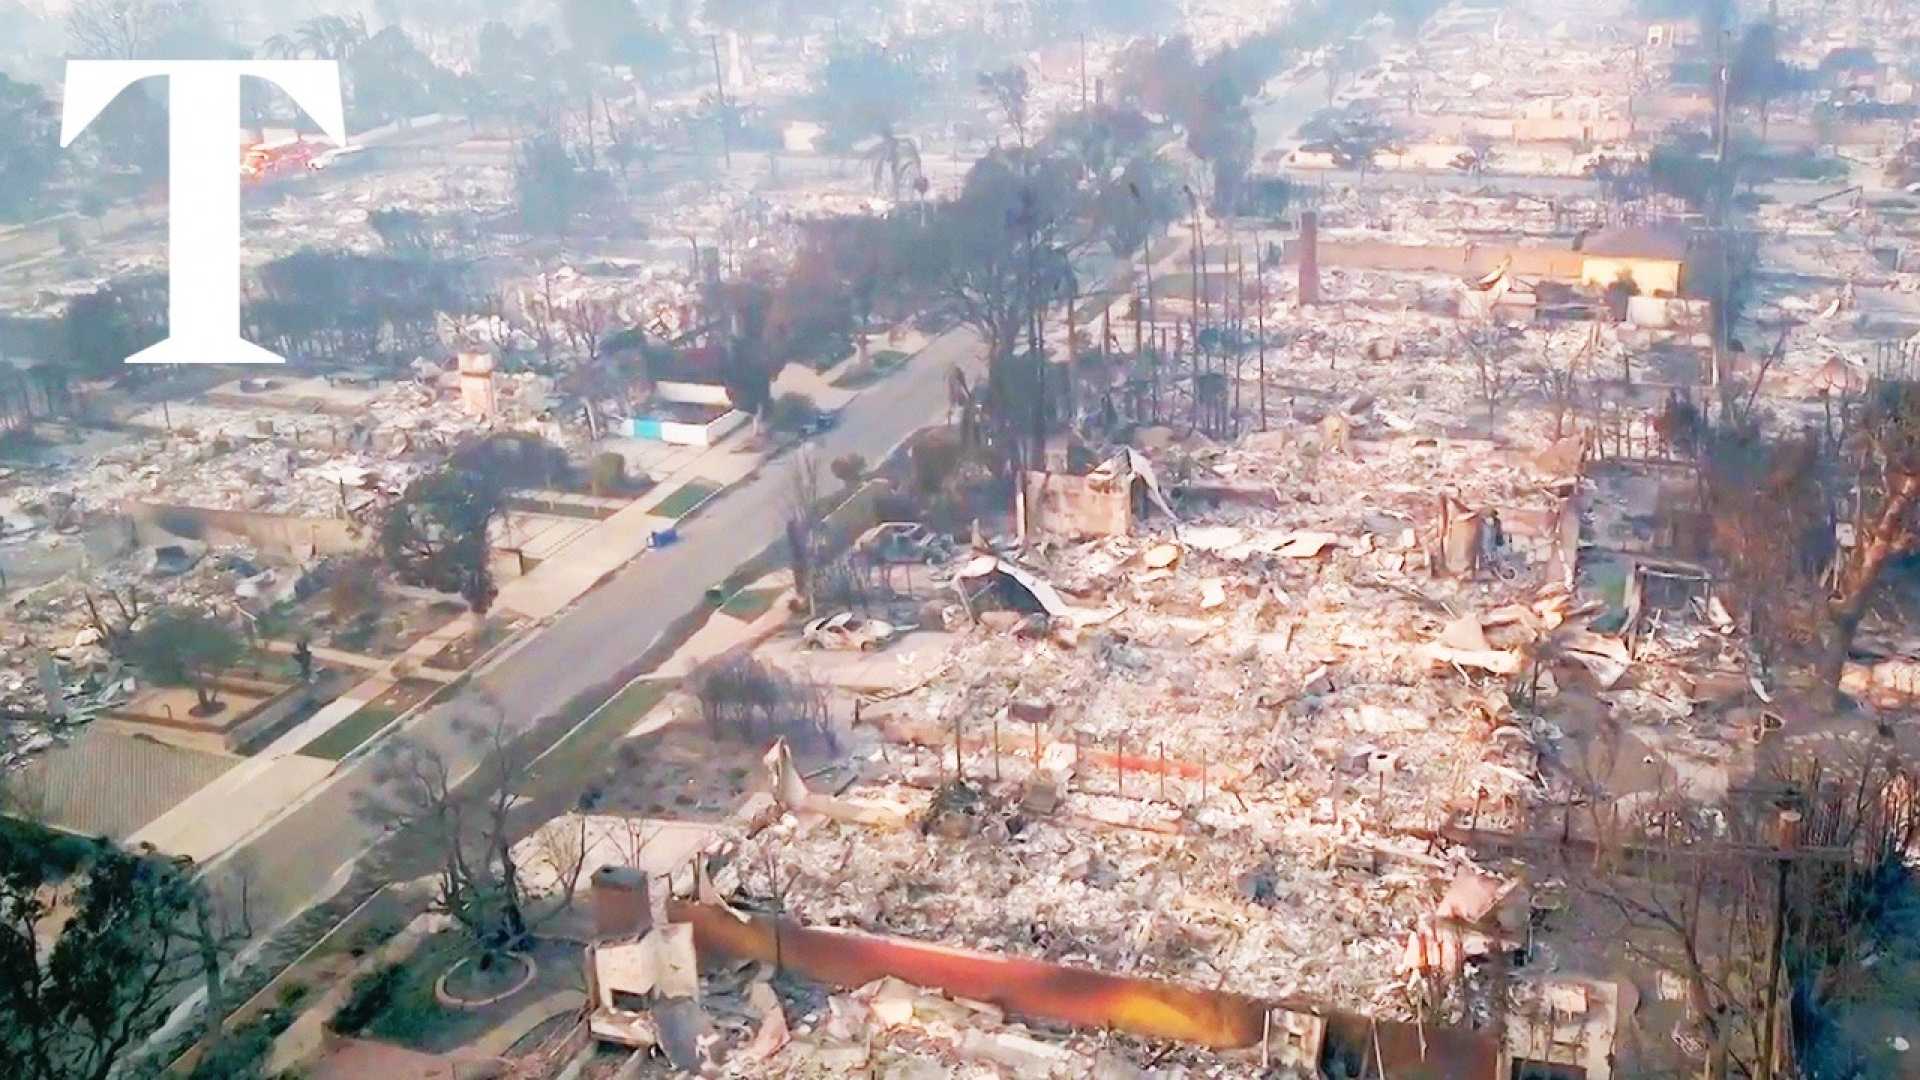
xmin=128 ymin=754 xmax=336 ymax=861
xmin=258 ymin=638 xmax=466 ymax=684
xmin=467 ymin=989 xmax=585 ymax=1057
xmin=492 ymin=432 xmax=763 ymax=621
xmin=130 ymin=615 xmax=480 ymax=862
xmin=653 ymin=574 xmax=798 ymax=681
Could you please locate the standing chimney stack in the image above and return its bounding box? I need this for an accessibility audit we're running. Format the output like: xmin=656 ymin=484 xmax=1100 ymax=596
xmin=1298 ymin=211 xmax=1321 ymax=306
xmin=591 ymin=865 xmax=653 ymax=938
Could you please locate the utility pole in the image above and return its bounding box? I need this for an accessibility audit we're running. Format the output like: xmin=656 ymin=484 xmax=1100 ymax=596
xmin=1079 ymin=32 xmax=1088 ymax=112
xmin=1233 ymin=241 xmax=1246 ymax=433
xmin=1015 ymin=186 xmax=1045 ymax=469
xmin=1134 ymin=266 xmax=1143 ymax=355
xmin=710 ymin=35 xmax=732 ymax=169
xmin=1758 ymin=806 xmax=1801 ymax=1080
xmin=1132 ymin=186 xmax=1156 ymax=336
xmin=1256 ymin=228 xmax=1268 ymax=431
xmin=1712 ymin=27 xmax=1730 ymax=224
xmin=1064 ymin=270 xmax=1078 ymax=429
xmin=1151 ymin=327 xmax=1162 ymax=424
xmin=1185 ymin=186 xmax=1204 ymax=433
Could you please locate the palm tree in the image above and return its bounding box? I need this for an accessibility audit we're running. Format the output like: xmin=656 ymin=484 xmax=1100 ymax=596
xmin=261 ymin=15 xmax=372 ymax=119
xmin=864 ymin=128 xmax=922 ymax=201
xmin=297 ymin=14 xmax=370 ymax=60
xmin=258 ymin=32 xmax=301 ymax=60
xmin=252 ymin=32 xmax=318 ymax=138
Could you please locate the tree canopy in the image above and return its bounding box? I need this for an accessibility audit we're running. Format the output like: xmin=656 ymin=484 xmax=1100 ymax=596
xmin=1109 ymin=35 xmax=1260 ymax=211
xmin=515 ymin=135 xmax=596 ymax=238
xmin=127 ymin=608 xmax=244 ymax=713
xmin=0 ymin=833 xmax=246 ymax=1080
xmin=815 ymin=44 xmax=926 ymax=145
xmin=247 ymin=250 xmax=470 ymax=364
xmin=65 ymin=0 xmax=223 ymax=60
xmin=1728 ymin=22 xmax=1809 ymax=109
xmin=60 ymin=276 xmax=167 ymax=378
xmin=0 ymin=76 xmax=59 ymax=223
xmin=562 ymin=0 xmax=641 ymax=65
xmin=380 ymin=436 xmax=565 ymax=614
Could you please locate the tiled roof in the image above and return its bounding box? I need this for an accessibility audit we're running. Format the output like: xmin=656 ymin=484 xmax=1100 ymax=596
xmin=1580 ymin=226 xmax=1689 ymax=260
xmin=18 ymin=732 xmax=237 ymax=840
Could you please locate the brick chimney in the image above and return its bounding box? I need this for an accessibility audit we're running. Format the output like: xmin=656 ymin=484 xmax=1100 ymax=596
xmin=591 ymin=866 xmax=652 ymax=938
xmin=456 ymin=351 xmax=496 ymax=417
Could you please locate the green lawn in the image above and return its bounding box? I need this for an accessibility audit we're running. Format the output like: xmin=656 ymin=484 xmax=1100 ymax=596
xmin=719 ymin=587 xmax=783 ymax=622
xmin=242 ymin=648 xmax=306 ymax=683
xmin=651 ymin=480 xmax=719 ymax=519
xmin=360 ymin=933 xmax=472 ymax=1049
xmin=350 ymin=935 xmax=580 ymax=1052
xmin=299 ymin=705 xmax=400 ymax=760
xmin=525 ymin=679 xmax=675 ymax=797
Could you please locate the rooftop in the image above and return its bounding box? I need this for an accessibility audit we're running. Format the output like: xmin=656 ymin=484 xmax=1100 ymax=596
xmin=1579 ymin=225 xmax=1691 ymax=260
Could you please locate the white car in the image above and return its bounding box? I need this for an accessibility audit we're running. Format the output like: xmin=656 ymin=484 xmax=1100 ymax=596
xmin=803 ymin=612 xmax=903 ymax=652
xmin=308 ymin=145 xmax=366 ymax=171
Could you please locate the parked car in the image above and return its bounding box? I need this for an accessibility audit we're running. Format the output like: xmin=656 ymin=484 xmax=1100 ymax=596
xmin=307 ymin=145 xmax=366 ymax=170
xmin=803 ymin=611 xmax=904 ymax=652
xmin=799 ymin=408 xmax=841 ymax=436
xmin=856 ymin=522 xmax=954 ymax=566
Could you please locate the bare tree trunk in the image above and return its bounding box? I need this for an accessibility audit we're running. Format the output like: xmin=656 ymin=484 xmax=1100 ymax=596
xmin=1819 ymin=472 xmax=1920 ymax=703
xmin=1064 ymin=279 xmax=1077 ymax=428
xmin=191 ymin=895 xmax=228 ymax=1051
xmin=1817 ymin=608 xmax=1865 ymax=706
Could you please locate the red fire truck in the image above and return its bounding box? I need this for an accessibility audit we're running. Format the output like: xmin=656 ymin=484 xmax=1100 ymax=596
xmin=239 ymin=137 xmax=319 ymax=182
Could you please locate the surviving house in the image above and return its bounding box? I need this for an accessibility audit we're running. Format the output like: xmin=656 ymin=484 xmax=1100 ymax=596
xmin=1578 ymin=225 xmax=1689 ymax=296
xmin=627 ymin=381 xmax=749 ymax=446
